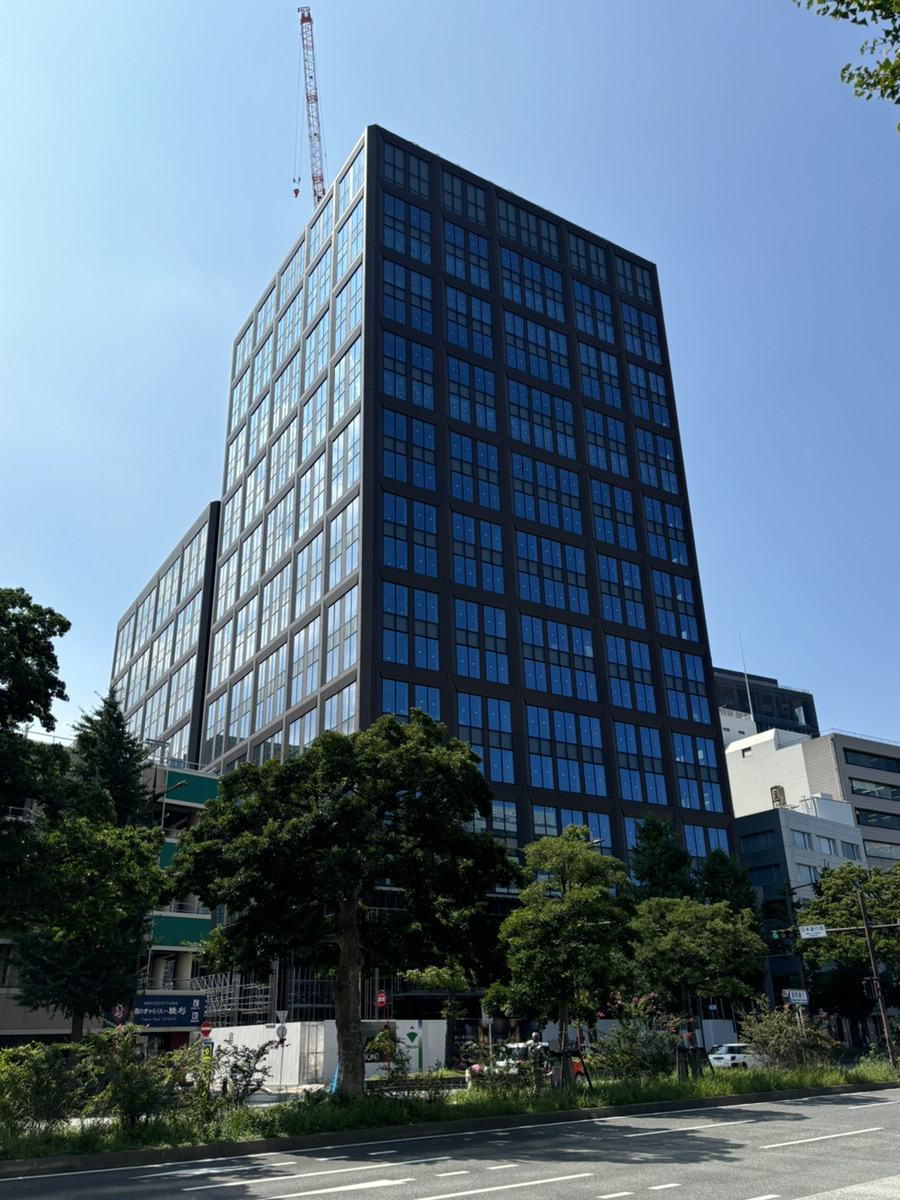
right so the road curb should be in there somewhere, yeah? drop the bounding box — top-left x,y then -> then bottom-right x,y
2,1080 -> 898,1179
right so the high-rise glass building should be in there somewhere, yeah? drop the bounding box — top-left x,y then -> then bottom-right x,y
112,126 -> 733,866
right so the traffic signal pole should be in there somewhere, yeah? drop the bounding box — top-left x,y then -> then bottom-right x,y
857,886 -> 896,1069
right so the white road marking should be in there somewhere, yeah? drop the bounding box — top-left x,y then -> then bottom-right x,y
486,1164 -> 517,1169
626,1118 -> 754,1137
184,1155 -> 451,1190
414,1174 -> 594,1200
436,1172 -> 471,1177
267,1181 -> 415,1198
762,1126 -> 883,1149
648,1187 -> 681,1192
598,1192 -> 634,1198
853,1099 -> 900,1108
367,1149 -> 398,1155
743,1194 -> 780,1199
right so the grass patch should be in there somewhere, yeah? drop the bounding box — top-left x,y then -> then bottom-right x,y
2,1060 -> 897,1164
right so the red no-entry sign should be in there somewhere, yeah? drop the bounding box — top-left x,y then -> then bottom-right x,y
199,1021 -> 212,1037
376,990 -> 387,1008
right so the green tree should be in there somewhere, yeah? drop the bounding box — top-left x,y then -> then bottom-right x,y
740,1001 -> 838,1068
491,826 -> 633,1084
12,810 -> 165,1041
630,813 -> 694,899
172,712 -> 515,1098
0,589 -> 71,927
694,848 -> 761,920
403,961 -> 470,1067
794,0 -> 900,130
631,896 -> 767,1017
0,588 -> 70,735
71,687 -> 151,826
799,862 -> 900,975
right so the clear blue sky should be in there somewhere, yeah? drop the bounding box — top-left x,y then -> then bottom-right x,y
1,1 -> 897,743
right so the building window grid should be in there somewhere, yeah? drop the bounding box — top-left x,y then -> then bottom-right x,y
661,648 -> 710,723
291,615 -> 321,705
276,292 -> 303,367
497,198 -> 559,259
507,381 -> 575,458
516,532 -> 589,615
209,620 -> 232,690
500,247 -> 564,321
520,615 -> 597,700
304,310 -> 330,389
444,221 -> 490,291
252,335 -> 273,401
294,531 -> 324,619
287,707 -> 318,758
568,233 -> 607,282
447,357 -> 496,430
234,325 -> 253,377
202,693 -> 227,765
652,570 -> 699,642
447,286 -> 493,359
297,454 -> 326,536
628,364 -> 670,428
227,672 -> 254,748
584,410 -> 629,476
255,643 -> 288,731
573,280 -> 614,342
645,498 -> 689,566
273,352 -> 301,432
597,555 -> 646,629
636,427 -> 679,493
259,563 -> 291,648
606,636 -> 656,713
337,149 -> 363,218
238,524 -> 263,598
382,193 -> 431,263
232,596 -> 258,673
328,496 -> 360,589
622,303 -> 662,365
527,704 -> 606,796
324,682 -> 357,734
333,337 -> 362,425
229,369 -> 251,435
672,733 -> 723,813
450,433 -> 500,510
590,479 -> 637,551
334,265 -> 362,349
265,489 -> 294,572
442,171 -> 487,225
382,332 -> 435,409
614,722 -> 667,806
335,200 -> 363,279
511,453 -> 583,534
454,601 -> 509,684
579,343 -> 621,408
147,622 -> 173,689
324,587 -> 359,681
456,693 -> 514,784
505,312 -> 570,388
615,255 -> 654,303
174,594 -> 201,661
279,242 -> 304,305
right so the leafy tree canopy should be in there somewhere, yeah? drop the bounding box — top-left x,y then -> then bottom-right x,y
794,0 -> 900,130
71,687 -> 151,826
630,896 -> 768,1016
630,812 -> 694,900
172,712 -> 516,1097
798,861 -> 900,974
492,826 -> 633,1081
0,588 -> 69,734
694,848 -> 761,921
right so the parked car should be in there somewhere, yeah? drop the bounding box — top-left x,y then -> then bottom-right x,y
707,1043 -> 766,1069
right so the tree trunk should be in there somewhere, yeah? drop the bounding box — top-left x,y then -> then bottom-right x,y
70,1012 -> 85,1042
559,995 -> 573,1086
333,893 -> 364,1097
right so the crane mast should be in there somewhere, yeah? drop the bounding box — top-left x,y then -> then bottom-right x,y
298,7 -> 326,206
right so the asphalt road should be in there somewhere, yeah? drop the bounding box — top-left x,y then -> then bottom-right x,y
4,1091 -> 900,1200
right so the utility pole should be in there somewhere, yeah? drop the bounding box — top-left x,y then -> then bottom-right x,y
857,884 -> 896,1068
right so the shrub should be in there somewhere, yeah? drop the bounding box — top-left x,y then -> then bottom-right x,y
0,1042 -> 75,1135
587,992 -> 682,1079
75,1023 -> 179,1129
739,1001 -> 839,1069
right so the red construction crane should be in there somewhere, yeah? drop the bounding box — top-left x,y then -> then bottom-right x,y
295,7 -> 327,205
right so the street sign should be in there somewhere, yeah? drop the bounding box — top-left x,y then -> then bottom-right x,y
376,989 -> 387,1007
798,924 -> 828,939
276,1010 -> 288,1022
786,988 -> 809,1005
124,994 -> 206,1030
199,1020 -> 213,1037
276,1024 -> 287,1039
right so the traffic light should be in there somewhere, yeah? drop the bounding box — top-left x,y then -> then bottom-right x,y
768,928 -> 791,951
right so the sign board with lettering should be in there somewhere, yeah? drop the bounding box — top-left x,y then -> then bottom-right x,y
129,994 -> 206,1030
798,924 -> 828,939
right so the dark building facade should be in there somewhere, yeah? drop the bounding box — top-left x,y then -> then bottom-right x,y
113,126 -> 733,867
713,667 -> 819,741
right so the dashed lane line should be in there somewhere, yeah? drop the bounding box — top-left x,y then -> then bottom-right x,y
762,1126 -> 883,1149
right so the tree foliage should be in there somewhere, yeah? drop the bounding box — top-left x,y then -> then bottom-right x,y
630,813 -> 694,899
0,588 -> 70,735
794,0 -> 900,129
740,1001 -> 838,1068
630,897 -> 767,1015
491,826 -> 633,1082
71,686 -> 151,826
172,712 -> 515,1097
694,848 -> 761,921
799,862 -> 900,975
